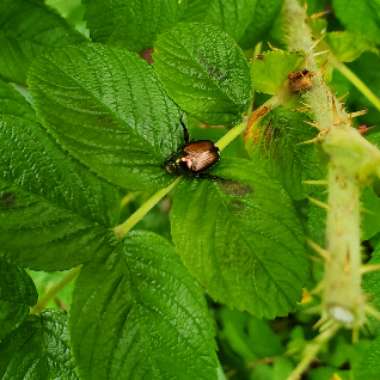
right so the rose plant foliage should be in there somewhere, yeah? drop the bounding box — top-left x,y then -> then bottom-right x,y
1,0 -> 380,379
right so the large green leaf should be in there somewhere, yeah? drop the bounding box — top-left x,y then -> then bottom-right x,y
84,0 -> 181,52
354,335 -> 380,380
29,44 -> 182,190
70,231 -> 218,380
333,0 -> 380,44
0,80 -> 119,270
0,0 -> 84,84
181,0 -> 258,42
154,23 -> 252,125
326,31 -> 375,63
247,107 -> 323,200
0,258 -> 37,340
0,311 -> 78,379
171,158 -> 308,318
349,53 -> 380,127
239,0 -> 283,49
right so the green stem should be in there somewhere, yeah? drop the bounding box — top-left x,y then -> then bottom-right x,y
331,57 -> 380,113
215,122 -> 246,151
114,177 -> 181,240
324,160 -> 363,326
31,267 -> 81,314
287,324 -> 339,380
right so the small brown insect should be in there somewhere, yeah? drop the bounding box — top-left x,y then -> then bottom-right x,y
288,69 -> 314,93
165,121 -> 220,177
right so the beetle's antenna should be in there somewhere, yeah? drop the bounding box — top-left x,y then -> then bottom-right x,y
180,116 -> 190,144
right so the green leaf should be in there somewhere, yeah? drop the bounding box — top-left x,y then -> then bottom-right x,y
154,22 -> 252,125
29,43 -> 182,191
309,367 -> 351,380
0,80 -> 120,270
239,0 -> 283,49
251,50 -> 304,95
362,245 -> 380,330
29,270 -> 75,310
0,0 -> 84,84
171,158 -> 308,318
84,0 -> 181,52
218,308 -> 283,362
354,335 -> 380,380
0,258 -> 37,340
326,31 -> 375,63
273,358 -> 293,380
350,53 -> 380,124
0,311 -> 78,379
247,107 -> 324,200
333,0 -> 380,45
70,231 -> 218,380
181,0 -> 258,42
362,187 -> 380,241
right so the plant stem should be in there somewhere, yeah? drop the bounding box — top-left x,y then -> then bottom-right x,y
331,57 -> 380,113
114,177 -> 181,240
287,323 -> 339,380
283,0 -> 378,327
283,0 -> 334,133
31,267 -> 81,314
324,162 -> 364,326
215,122 -> 246,151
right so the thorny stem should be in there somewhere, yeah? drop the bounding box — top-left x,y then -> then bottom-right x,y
114,95 -> 280,241
287,324 -> 340,380
330,57 -> 380,113
284,0 -> 380,377
31,267 -> 81,314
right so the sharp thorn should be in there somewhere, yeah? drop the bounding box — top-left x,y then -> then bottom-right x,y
352,326 -> 360,343
313,315 -> 328,330
310,35 -> 326,51
350,109 -> 368,118
310,10 -> 331,20
361,264 -> 380,275
307,239 -> 331,261
299,137 -> 320,145
338,93 -> 349,102
307,196 -> 329,210
303,179 -> 328,186
267,41 -> 280,51
313,50 -> 330,57
304,120 -> 320,129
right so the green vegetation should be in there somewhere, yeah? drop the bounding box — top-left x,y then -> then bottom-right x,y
2,0 -> 380,379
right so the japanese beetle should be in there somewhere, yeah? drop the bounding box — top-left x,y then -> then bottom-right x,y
288,69 -> 314,93
165,120 -> 220,177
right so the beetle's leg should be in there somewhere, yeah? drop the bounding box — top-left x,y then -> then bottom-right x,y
180,118 -> 190,144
